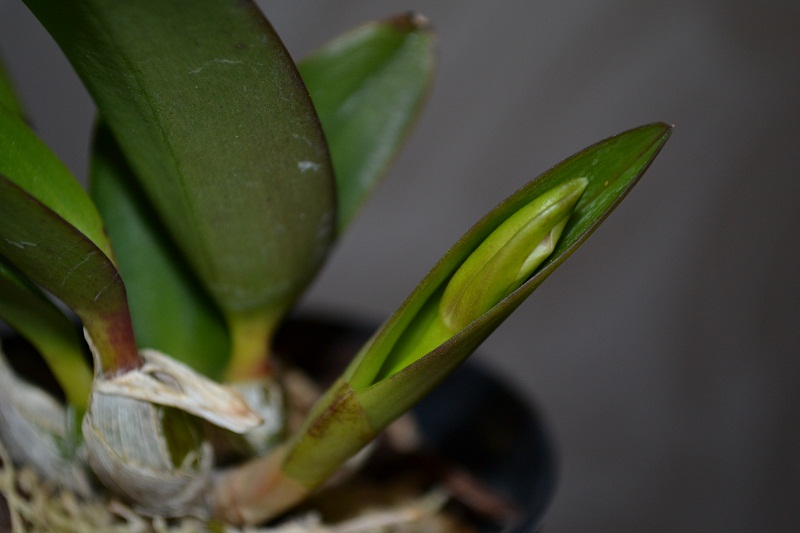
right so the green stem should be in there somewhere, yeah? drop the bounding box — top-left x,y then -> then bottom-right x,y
82,307 -> 141,376
223,308 -> 280,381
212,445 -> 309,525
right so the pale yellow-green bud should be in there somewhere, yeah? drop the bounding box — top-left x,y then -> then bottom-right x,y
375,178 -> 588,382
440,177 -> 588,332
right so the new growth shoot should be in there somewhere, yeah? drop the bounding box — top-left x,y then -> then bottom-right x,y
378,177 -> 588,380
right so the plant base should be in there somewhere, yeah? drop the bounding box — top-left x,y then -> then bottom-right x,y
0,438 -> 466,533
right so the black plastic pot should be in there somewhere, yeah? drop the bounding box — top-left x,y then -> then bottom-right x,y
275,314 -> 558,533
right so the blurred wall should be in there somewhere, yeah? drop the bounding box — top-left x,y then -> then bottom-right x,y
1,1 -> 799,531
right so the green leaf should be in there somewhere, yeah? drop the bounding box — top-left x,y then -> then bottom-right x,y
24,0 -> 337,375
0,106 -> 139,373
0,258 -> 92,410
298,12 -> 436,232
353,123 -> 673,428
90,123 -> 229,379
0,106 -> 111,259
0,64 -> 92,403
0,55 -> 25,118
277,123 -> 671,494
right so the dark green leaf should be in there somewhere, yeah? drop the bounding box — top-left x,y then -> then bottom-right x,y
90,123 -> 229,379
24,0 -> 336,367
0,106 -> 138,373
0,106 -> 110,258
299,12 -> 435,231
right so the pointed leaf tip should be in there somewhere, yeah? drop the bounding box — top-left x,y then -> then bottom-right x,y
299,12 -> 436,232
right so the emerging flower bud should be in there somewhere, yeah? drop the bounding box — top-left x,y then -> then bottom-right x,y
373,178 -> 588,382
440,177 -> 588,331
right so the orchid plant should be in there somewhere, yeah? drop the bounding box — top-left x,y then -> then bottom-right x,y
0,1 -> 670,530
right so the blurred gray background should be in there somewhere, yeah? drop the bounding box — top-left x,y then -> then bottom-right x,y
2,1 -> 799,531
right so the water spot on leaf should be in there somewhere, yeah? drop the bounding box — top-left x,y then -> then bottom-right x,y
297,161 -> 320,173
4,239 -> 36,249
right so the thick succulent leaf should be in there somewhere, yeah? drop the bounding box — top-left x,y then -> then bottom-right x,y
0,76 -> 92,396
0,106 -> 111,259
298,12 -> 435,231
0,176 -> 139,373
0,258 -> 92,409
350,123 -> 673,428
0,56 -> 25,118
24,1 -> 336,348
0,107 -> 138,372
90,123 -> 229,379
